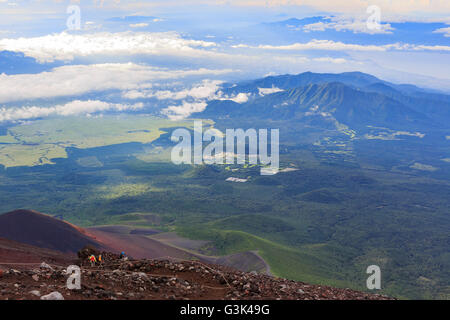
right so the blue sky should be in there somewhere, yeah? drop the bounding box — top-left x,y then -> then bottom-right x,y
0,0 -> 449,121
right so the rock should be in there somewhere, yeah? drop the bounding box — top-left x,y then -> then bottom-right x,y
132,272 -> 148,282
29,290 -> 41,297
40,262 -> 53,270
0,253 -> 394,301
83,290 -> 92,297
40,291 -> 64,300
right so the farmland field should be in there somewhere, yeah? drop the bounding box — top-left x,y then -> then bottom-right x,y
0,115 -> 199,168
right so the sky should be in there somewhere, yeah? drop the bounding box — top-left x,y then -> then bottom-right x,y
0,0 -> 449,121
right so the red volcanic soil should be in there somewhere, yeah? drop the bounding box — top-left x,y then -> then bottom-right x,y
0,237 -> 75,270
0,210 -> 102,253
87,228 -> 271,274
86,228 -> 197,261
0,255 -> 394,300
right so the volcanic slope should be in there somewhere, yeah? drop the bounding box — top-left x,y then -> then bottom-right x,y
0,249 -> 394,300
0,211 -> 270,275
0,237 -> 75,269
0,210 -> 102,253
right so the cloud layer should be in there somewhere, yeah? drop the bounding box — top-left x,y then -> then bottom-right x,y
0,31 -> 218,63
302,18 -> 394,35
226,0 -> 450,19
235,39 -> 450,52
0,100 -> 144,122
433,27 -> 450,37
0,63 -> 233,103
122,79 -> 223,101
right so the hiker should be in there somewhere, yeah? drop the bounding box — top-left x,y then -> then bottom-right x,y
98,254 -> 103,265
119,251 -> 129,261
89,254 -> 97,267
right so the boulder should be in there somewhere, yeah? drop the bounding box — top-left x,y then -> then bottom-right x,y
40,291 -> 64,300
40,262 -> 53,270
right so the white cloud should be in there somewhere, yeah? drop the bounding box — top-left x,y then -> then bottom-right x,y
303,18 -> 394,35
224,0 -> 450,20
162,101 -> 208,120
122,90 -> 148,100
305,105 -> 332,117
390,43 -> 450,52
0,100 -> 144,122
231,44 -> 250,49
301,22 -> 327,32
258,87 -> 284,96
0,31 -> 218,63
162,92 -> 253,120
227,92 -> 249,103
158,80 -> 250,119
74,0 -> 450,20
246,39 -> 450,52
130,23 -> 149,28
0,63 -> 233,103
157,80 -> 251,119
122,80 -> 223,100
433,27 -> 450,37
313,57 -> 347,64
257,40 -> 387,51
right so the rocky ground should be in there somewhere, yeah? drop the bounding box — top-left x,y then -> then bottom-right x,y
0,249 -> 393,300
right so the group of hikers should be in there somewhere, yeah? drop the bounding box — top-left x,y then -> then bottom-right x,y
88,252 -> 127,267
88,254 -> 102,267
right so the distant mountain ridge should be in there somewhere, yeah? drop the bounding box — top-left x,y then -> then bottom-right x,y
195,71 -> 450,130
221,71 -> 430,96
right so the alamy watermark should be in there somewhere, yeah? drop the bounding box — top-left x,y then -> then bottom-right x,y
171,121 -> 279,175
66,5 -> 81,31
66,265 -> 81,290
366,265 -> 381,290
366,5 -> 382,31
